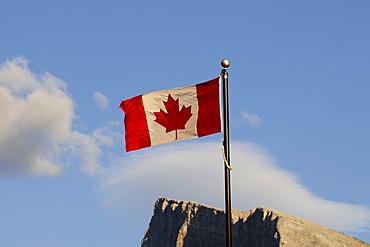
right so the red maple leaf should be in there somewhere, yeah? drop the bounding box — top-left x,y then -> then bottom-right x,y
154,94 -> 193,140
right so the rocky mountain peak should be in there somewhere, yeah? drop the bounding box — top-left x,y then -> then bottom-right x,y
141,198 -> 369,247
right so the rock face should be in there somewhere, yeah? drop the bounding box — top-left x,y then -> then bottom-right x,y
141,198 -> 370,247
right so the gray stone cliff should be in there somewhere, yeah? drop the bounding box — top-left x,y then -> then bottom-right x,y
141,198 -> 369,247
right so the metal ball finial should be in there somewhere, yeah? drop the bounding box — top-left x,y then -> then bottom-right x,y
221,59 -> 230,68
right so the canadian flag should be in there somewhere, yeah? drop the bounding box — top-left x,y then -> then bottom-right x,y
120,77 -> 221,152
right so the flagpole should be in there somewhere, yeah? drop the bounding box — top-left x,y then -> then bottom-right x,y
221,58 -> 232,247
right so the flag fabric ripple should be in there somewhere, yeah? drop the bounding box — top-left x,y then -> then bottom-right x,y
120,77 -> 221,152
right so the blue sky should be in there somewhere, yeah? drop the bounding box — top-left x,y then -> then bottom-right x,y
1,1 -> 370,246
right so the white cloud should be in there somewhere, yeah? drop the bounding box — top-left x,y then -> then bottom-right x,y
0,57 -> 113,176
98,140 -> 370,235
240,110 -> 261,126
93,91 -> 109,109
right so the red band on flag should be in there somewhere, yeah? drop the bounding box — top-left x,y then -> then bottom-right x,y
120,95 -> 151,152
196,78 -> 221,137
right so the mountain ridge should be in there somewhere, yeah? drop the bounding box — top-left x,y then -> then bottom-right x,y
141,197 -> 369,247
